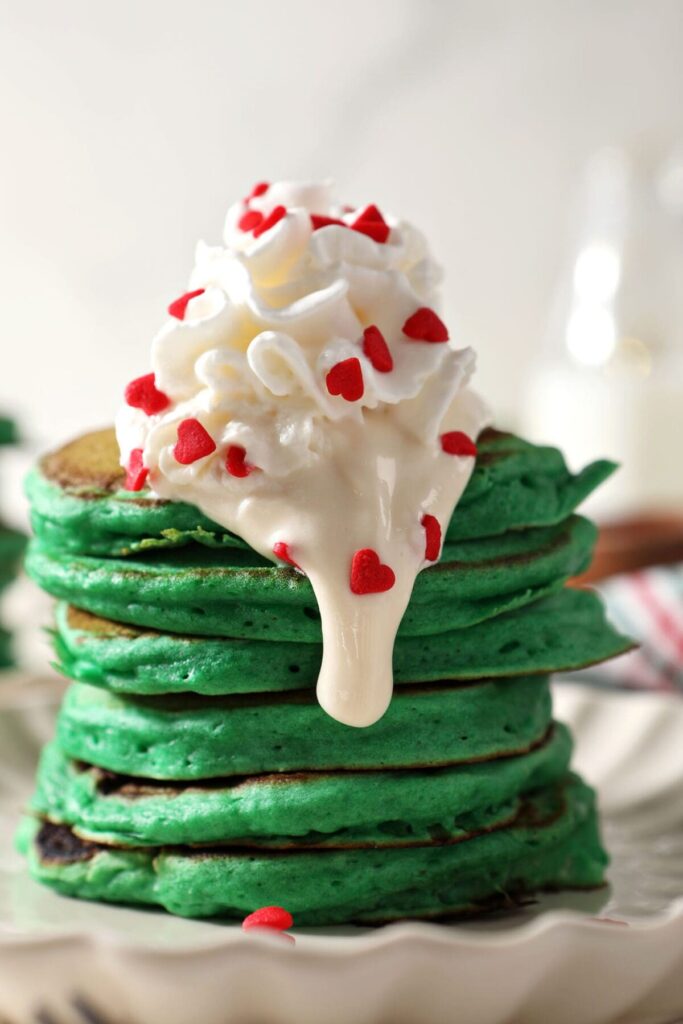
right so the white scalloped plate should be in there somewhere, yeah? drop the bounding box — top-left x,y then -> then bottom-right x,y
0,674 -> 681,1024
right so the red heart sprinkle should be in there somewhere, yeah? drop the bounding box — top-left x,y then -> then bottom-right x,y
440,431 -> 478,457
124,449 -> 148,492
354,204 -> 385,225
421,514 -> 442,561
272,542 -> 301,570
242,906 -> 293,932
326,357 -> 364,402
253,205 -> 287,239
350,548 -> 396,595
225,444 -> 256,478
249,181 -> 270,199
124,373 -> 170,416
351,204 -> 390,243
402,307 -> 449,343
167,288 -> 206,321
310,214 -> 347,230
173,419 -> 216,464
354,221 -> 390,243
362,325 -> 393,373
238,209 -> 264,232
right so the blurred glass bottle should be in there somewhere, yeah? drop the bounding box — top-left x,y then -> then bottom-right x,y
524,147 -> 683,517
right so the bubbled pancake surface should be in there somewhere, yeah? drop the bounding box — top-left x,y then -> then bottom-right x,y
55,676 -> 553,778
18,776 -> 606,923
32,723 -> 572,847
53,589 -> 632,695
26,515 -> 597,641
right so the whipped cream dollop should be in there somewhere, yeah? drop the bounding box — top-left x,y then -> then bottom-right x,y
116,180 -> 490,727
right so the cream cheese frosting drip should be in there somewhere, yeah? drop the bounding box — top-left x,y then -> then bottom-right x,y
116,180 -> 490,727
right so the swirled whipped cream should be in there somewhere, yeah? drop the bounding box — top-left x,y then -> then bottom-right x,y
116,180 -> 490,727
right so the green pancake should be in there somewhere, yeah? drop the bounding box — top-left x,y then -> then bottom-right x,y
453,430 -> 615,540
0,526 -> 25,669
55,676 -> 553,779
0,627 -> 12,669
26,428 -> 615,557
53,588 -> 632,696
31,723 -> 572,848
0,425 -> 24,669
26,514 -> 596,642
20,419 -> 617,925
18,775 -> 607,923
0,417 -> 18,446
0,525 -> 26,584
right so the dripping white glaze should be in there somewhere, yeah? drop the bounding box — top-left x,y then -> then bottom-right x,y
116,180 -> 490,727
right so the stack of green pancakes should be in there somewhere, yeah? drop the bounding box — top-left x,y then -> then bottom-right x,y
0,417 -> 26,669
17,426 -> 631,924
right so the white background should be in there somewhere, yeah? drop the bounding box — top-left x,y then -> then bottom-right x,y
1,0 -> 682,446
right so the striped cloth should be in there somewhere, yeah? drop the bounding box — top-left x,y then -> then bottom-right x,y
571,566 -> 683,694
